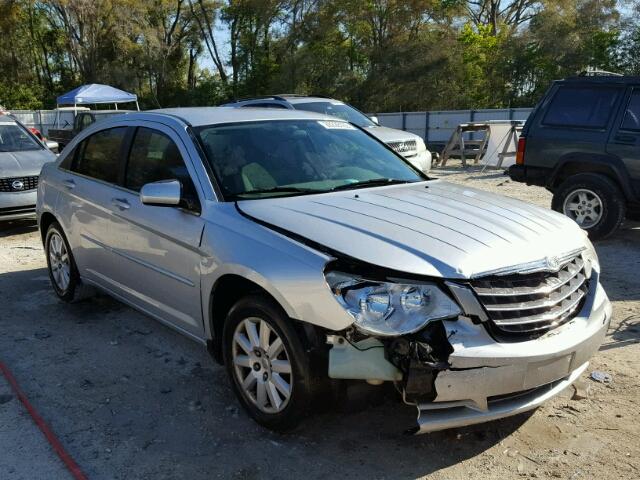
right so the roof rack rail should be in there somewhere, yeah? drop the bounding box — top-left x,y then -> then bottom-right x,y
579,68 -> 623,77
224,93 -> 332,104
274,93 -> 331,99
225,95 -> 289,104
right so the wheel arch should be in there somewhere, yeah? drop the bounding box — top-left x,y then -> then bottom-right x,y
550,154 -> 635,201
206,273 -> 323,365
38,211 -> 59,245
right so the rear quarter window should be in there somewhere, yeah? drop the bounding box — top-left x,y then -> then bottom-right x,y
542,86 -> 620,129
620,89 -> 640,131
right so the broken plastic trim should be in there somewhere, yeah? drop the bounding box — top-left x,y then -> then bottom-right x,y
408,362 -> 588,434
384,321 -> 454,404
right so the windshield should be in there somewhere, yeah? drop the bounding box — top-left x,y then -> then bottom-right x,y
196,120 -> 422,200
292,101 -> 376,128
0,123 -> 41,152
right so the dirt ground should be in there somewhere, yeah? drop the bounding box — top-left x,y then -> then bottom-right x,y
0,164 -> 638,479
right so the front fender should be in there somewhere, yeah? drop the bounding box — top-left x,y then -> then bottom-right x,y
199,204 -> 356,340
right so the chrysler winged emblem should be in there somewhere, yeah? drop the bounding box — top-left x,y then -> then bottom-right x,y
546,256 -> 560,271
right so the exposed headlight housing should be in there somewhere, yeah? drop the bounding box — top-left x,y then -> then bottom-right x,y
325,271 -> 461,337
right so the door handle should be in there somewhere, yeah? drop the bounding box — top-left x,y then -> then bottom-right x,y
614,134 -> 636,144
111,198 -> 130,211
62,179 -> 76,190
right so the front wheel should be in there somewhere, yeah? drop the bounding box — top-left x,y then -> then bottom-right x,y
222,295 -> 313,431
552,173 -> 625,240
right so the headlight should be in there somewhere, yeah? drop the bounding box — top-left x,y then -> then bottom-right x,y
325,271 -> 461,336
582,242 -> 599,279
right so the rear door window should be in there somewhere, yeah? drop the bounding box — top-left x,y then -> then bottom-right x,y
73,127 -> 127,183
542,86 -> 620,129
124,127 -> 195,194
620,89 -> 640,131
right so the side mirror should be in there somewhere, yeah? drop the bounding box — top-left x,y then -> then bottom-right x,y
46,140 -> 59,153
140,180 -> 181,207
370,116 -> 379,125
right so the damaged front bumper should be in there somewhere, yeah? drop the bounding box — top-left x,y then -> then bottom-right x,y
328,279 -> 612,434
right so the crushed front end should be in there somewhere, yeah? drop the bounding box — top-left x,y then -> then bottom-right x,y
325,248 -> 612,434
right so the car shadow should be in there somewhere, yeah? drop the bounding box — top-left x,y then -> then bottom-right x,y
593,222 -> 640,302
0,265 -> 537,479
0,218 -> 38,238
600,312 -> 640,352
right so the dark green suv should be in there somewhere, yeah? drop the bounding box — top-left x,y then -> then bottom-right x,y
509,75 -> 640,239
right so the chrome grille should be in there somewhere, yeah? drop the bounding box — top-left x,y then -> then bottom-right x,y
471,256 -> 589,335
0,176 -> 39,192
388,140 -> 417,155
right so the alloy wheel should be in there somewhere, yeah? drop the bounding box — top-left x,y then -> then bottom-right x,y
232,317 -> 293,413
48,232 -> 71,292
563,188 -> 603,229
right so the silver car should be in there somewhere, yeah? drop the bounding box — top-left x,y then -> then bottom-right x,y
1,115 -> 57,221
36,108 -> 611,433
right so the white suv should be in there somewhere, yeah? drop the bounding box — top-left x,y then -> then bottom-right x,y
223,95 -> 433,173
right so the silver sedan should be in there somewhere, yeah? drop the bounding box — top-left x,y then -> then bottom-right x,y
36,108 -> 611,433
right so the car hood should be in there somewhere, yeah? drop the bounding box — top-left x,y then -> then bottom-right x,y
366,125 -> 422,145
237,181 -> 587,279
0,150 -> 57,178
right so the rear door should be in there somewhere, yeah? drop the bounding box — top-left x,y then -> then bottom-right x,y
103,123 -> 205,337
525,84 -> 624,170
56,127 -> 130,285
607,86 -> 640,198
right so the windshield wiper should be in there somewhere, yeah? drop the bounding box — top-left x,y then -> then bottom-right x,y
329,178 -> 415,192
228,186 -> 322,199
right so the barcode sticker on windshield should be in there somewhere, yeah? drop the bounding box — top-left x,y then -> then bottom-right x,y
318,120 -> 355,130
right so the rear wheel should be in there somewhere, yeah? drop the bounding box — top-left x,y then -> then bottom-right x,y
45,222 -> 79,302
552,173 -> 625,240
222,295 -> 313,431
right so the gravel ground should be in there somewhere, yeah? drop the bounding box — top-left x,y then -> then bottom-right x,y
0,164 -> 638,479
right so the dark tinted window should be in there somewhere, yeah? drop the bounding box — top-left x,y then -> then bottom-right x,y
542,86 -> 619,129
125,127 -> 193,193
621,90 -> 640,131
73,127 -> 126,183
78,114 -> 94,130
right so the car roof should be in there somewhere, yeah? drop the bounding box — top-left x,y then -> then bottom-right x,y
560,75 -> 640,85
149,106 -> 342,126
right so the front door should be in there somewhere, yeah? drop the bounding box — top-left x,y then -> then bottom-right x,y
103,124 -> 205,338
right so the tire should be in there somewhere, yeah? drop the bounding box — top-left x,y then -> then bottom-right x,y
552,173 -> 626,240
222,295 -> 313,431
45,222 -> 80,302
